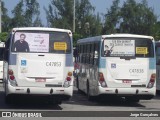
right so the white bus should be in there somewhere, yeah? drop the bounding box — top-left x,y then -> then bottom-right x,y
3,27 -> 74,104
155,41 -> 160,92
76,34 -> 156,102
0,42 -> 5,81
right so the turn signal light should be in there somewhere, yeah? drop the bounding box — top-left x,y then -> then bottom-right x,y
8,69 -> 14,75
68,72 -> 72,76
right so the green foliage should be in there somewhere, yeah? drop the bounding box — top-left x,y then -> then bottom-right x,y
73,33 -> 83,46
11,0 -> 25,27
119,0 -> 157,35
75,0 -> 97,37
152,21 -> 160,40
24,0 -> 42,27
45,0 -> 73,30
1,1 -> 11,32
103,0 -> 120,34
1,0 -> 160,40
45,0 -> 101,39
11,0 -> 42,28
0,32 -> 8,42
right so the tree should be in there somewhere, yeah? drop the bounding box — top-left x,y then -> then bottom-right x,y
45,0 -> 74,29
0,32 -> 8,42
152,21 -> 160,40
24,0 -> 42,27
75,0 -> 95,37
11,0 -> 42,27
11,0 -> 25,27
45,0 -> 97,45
90,13 -> 103,36
1,1 -> 11,32
119,0 -> 157,35
103,0 -> 120,34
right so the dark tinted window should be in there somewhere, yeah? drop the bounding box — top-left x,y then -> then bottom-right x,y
102,38 -> 154,58
12,31 -> 71,54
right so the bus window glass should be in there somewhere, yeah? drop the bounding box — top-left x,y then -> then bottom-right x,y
102,38 -> 154,58
12,31 -> 71,54
156,47 -> 160,56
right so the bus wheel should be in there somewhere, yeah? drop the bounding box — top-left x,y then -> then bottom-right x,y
125,97 -> 140,103
86,82 -> 94,101
76,76 -> 80,92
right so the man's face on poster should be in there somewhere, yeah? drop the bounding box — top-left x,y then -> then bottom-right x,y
20,34 -> 26,41
105,45 -> 109,51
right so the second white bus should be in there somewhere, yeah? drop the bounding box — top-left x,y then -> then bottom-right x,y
155,41 -> 160,92
3,27 -> 74,104
75,34 -> 156,102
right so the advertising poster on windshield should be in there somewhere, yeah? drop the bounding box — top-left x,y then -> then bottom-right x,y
104,40 -> 135,57
14,32 -> 49,52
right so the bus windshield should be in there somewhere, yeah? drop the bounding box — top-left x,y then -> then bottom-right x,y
102,38 -> 154,58
12,31 -> 71,54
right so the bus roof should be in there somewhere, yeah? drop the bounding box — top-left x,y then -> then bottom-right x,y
12,27 -> 72,33
77,34 -> 154,44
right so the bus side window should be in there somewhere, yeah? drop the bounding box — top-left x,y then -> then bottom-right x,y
94,42 -> 100,66
84,44 -> 87,63
80,45 -> 83,63
156,46 -> 160,65
77,45 -> 80,62
82,45 -> 86,63
90,43 -> 94,65
86,44 -> 91,64
89,44 -> 92,64
4,37 -> 10,62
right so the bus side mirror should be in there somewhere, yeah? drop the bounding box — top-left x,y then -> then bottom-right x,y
94,51 -> 98,58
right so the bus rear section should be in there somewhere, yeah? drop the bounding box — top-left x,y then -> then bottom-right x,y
99,35 -> 156,102
3,28 -> 74,104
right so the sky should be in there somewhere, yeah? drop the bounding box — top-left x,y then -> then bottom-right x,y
3,0 -> 160,26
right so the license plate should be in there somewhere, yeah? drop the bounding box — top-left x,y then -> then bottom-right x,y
35,78 -> 46,82
122,80 -> 132,83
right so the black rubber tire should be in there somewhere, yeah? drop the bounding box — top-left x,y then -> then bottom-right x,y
76,77 -> 81,93
86,82 -> 95,101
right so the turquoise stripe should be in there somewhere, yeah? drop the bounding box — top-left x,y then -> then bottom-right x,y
9,53 -> 17,65
149,58 -> 156,69
99,58 -> 106,68
65,55 -> 74,67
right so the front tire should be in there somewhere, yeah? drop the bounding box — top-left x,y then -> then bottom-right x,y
76,76 -> 83,94
86,82 -> 95,101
